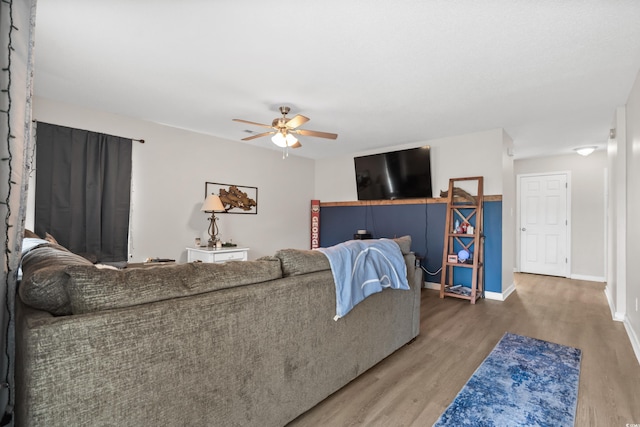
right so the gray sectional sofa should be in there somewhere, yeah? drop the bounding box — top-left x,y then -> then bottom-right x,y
16,237 -> 421,427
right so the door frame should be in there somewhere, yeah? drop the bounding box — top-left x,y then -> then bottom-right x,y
516,171 -> 572,278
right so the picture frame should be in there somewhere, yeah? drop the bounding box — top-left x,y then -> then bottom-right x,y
447,254 -> 458,263
205,182 -> 258,214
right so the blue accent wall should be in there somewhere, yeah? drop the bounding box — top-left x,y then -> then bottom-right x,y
483,201 -> 503,294
319,200 -> 503,293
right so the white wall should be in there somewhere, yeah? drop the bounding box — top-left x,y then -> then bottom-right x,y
501,130 -> 515,297
607,106 -> 627,321
624,69 -> 640,360
33,98 -> 316,262
314,128 -> 505,202
514,151 -> 607,281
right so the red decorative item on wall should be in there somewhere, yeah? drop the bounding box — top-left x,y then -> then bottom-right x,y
311,200 -> 320,249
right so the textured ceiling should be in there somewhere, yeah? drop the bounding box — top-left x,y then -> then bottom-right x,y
33,1 -> 640,159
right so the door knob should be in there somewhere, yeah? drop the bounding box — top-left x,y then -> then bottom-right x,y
521,227 -> 526,231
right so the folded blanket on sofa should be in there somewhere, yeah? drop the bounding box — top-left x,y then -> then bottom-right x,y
317,238 -> 409,320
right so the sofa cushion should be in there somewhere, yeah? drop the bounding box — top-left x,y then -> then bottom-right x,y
19,243 -> 94,315
275,249 -> 330,277
392,235 -> 412,255
64,257 -> 282,314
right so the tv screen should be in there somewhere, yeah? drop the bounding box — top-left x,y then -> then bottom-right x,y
354,146 -> 432,200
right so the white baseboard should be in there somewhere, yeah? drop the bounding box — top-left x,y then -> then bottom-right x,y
603,289 -> 639,365
423,281 -> 515,301
485,282 -> 516,301
424,281 -> 440,290
623,316 -> 640,366
603,287 -> 626,322
604,287 -> 616,318
570,274 -> 605,282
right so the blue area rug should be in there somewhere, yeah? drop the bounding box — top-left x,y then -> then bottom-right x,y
433,332 -> 581,427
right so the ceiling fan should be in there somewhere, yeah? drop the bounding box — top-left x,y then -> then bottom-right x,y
233,106 -> 338,151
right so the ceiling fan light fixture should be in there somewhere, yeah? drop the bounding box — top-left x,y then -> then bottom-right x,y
286,133 -> 298,146
271,132 -> 298,148
271,132 -> 286,147
574,146 -> 596,156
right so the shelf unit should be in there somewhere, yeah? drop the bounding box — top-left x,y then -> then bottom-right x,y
439,177 -> 484,304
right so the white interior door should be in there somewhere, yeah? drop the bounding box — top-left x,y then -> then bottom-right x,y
519,173 -> 569,277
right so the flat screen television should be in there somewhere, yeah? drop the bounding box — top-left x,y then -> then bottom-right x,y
354,145 -> 432,200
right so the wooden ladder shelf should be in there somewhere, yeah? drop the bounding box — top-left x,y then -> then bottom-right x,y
440,176 -> 484,304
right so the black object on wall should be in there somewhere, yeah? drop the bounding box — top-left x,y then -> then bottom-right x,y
35,122 -> 132,262
354,146 -> 433,200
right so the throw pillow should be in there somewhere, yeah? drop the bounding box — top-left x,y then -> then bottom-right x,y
19,243 -> 94,315
44,232 -> 59,244
275,249 -> 330,277
23,229 -> 39,238
392,235 -> 412,255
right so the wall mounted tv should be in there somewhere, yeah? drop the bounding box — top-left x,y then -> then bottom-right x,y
354,145 -> 433,200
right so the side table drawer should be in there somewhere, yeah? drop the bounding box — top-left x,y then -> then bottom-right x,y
186,247 -> 249,264
213,251 -> 247,262
188,251 -> 214,263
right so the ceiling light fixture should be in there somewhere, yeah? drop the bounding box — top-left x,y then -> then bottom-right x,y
574,146 -> 596,156
271,131 -> 298,148
271,131 -> 299,158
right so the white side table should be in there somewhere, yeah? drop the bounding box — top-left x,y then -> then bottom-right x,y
186,246 -> 249,263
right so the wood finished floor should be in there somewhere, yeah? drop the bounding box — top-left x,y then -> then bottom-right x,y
288,273 -> 640,427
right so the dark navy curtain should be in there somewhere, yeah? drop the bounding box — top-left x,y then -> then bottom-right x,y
35,122 -> 132,262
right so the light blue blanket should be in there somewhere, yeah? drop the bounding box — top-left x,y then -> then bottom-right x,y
317,238 -> 410,320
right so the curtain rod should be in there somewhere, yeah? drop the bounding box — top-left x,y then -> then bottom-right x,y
33,120 -> 145,143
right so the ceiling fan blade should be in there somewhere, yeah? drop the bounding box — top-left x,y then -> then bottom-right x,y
233,118 -> 274,129
290,141 -> 302,149
241,131 -> 275,141
285,114 -> 310,129
294,129 -> 338,140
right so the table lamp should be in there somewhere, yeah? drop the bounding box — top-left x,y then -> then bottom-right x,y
201,194 -> 225,247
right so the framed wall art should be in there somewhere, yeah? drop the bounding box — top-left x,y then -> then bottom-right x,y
205,182 -> 258,214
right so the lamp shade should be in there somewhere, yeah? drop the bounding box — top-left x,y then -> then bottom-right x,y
201,194 -> 225,212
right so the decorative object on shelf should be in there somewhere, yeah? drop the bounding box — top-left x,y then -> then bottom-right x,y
439,186 -> 477,204
205,182 -> 258,214
457,249 -> 470,263
201,194 -> 226,247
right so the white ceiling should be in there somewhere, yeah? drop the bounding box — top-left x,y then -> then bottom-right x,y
33,1 -> 640,159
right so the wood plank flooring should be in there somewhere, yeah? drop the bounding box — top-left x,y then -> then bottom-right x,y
288,273 -> 640,426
